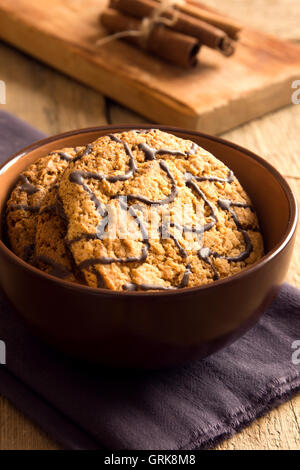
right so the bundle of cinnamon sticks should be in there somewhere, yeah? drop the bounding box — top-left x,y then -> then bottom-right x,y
99,0 -> 242,68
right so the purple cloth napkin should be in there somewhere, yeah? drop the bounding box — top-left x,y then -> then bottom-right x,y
0,110 -> 299,450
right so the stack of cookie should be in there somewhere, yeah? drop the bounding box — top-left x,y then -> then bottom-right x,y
6,130 -> 264,290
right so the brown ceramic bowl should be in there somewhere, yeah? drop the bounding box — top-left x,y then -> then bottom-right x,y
0,125 -> 297,368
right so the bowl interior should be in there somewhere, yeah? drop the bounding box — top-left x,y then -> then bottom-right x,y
0,126 -> 293,257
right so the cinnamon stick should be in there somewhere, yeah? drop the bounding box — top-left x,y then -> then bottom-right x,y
177,0 -> 242,39
110,0 -> 235,57
100,8 -> 201,68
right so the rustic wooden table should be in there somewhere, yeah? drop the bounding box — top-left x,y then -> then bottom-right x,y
0,0 -> 299,451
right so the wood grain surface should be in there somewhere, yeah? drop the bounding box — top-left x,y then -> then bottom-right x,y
0,0 -> 300,134
0,0 -> 299,451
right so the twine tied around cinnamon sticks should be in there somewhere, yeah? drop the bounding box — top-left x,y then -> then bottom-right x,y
97,0 -> 184,47
98,0 -> 242,68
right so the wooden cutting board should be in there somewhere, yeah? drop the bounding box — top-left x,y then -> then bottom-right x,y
0,0 -> 300,134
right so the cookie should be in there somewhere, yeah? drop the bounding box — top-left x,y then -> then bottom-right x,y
58,130 -> 264,290
6,148 -> 79,263
35,185 -> 78,282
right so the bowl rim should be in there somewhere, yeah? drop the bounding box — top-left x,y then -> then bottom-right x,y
0,124 -> 298,298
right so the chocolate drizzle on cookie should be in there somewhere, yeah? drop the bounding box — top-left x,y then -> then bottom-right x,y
168,233 -> 188,259
138,142 -> 187,161
23,244 -> 35,263
185,172 -> 218,233
193,170 -> 234,184
126,161 -> 178,205
198,247 -> 220,281
49,151 -> 74,162
56,151 -> 73,162
36,255 -> 73,279
72,144 -> 93,163
18,175 -> 40,195
197,199 -> 255,280
7,204 -> 40,213
69,171 -> 107,217
186,142 -> 199,157
217,199 -> 254,262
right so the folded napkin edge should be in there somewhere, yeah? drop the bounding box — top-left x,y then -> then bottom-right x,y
180,372 -> 300,450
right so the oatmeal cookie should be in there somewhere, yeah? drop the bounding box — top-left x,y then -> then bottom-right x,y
58,130 -> 264,290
